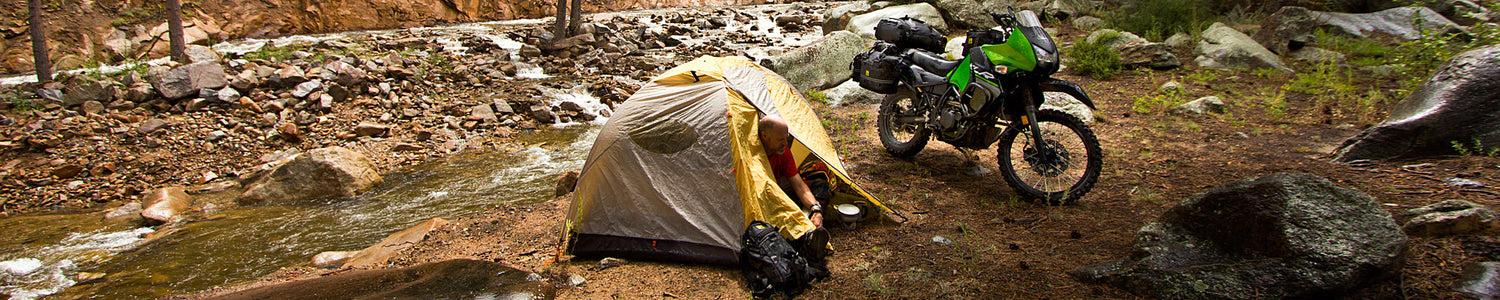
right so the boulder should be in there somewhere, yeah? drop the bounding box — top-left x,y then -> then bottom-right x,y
1332,45 -> 1500,163
238,147 -> 383,204
1087,30 -> 1179,70
846,3 -> 948,40
762,31 -> 868,92
209,259 -> 553,299
1402,200 -> 1499,237
1449,0 -> 1490,26
141,187 -> 192,224
104,202 -> 142,220
1195,23 -> 1293,73
342,218 -> 449,268
1457,262 -> 1500,299
1071,173 -> 1408,300
529,106 -> 556,124
822,80 -> 882,107
148,61 -> 228,99
1043,92 -> 1095,123
1172,96 -> 1227,115
185,45 -> 221,64
63,77 -> 114,107
319,60 -> 368,88
822,2 -> 873,34
1252,6 -> 1321,55
1317,6 -> 1465,40
929,0 -> 1015,29
1073,16 -> 1104,32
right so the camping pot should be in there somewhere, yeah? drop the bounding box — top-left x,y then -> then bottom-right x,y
835,204 -> 863,230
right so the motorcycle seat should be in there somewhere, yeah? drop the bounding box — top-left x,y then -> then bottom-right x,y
909,50 -> 961,75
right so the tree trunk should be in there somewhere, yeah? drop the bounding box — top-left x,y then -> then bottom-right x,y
553,0 -> 569,41
568,0 -> 583,35
27,0 -> 50,82
167,0 -> 187,63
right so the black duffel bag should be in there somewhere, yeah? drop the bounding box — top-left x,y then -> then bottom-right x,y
740,221 -> 828,299
851,42 -> 903,94
874,17 -> 946,54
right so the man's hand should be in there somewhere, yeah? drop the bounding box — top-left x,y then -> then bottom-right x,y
810,211 -> 823,227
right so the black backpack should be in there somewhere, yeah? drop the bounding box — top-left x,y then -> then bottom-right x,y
851,42 -> 903,94
874,17 -> 946,54
740,221 -> 829,299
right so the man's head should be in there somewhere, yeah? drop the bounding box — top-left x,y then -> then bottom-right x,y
758,116 -> 791,155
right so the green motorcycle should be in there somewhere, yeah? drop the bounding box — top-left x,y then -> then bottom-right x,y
869,10 -> 1102,204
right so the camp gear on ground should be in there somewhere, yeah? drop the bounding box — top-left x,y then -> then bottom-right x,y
739,221 -> 828,299
873,17 -> 946,54
858,10 -> 1104,205
561,56 -> 902,265
851,42 -> 903,94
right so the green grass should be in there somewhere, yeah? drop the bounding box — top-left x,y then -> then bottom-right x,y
807,91 -> 829,105
243,45 -> 299,62
1184,70 -> 1219,85
1104,0 -> 1219,41
1452,139 -> 1500,157
1129,91 -> 1186,115
1313,29 -> 1391,67
1067,32 -> 1122,80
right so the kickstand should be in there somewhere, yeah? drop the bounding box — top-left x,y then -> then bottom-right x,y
958,148 -> 992,177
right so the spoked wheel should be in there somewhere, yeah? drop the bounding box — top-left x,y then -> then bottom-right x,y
997,109 -> 1102,205
877,89 -> 931,158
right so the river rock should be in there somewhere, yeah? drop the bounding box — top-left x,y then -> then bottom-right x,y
273,65 -> 308,88
311,251 -> 360,268
104,202 -> 142,219
353,123 -> 391,137
929,0 -> 1015,29
141,186 -> 193,224
1332,45 -> 1500,163
343,218 -> 449,268
1195,23 -> 1293,73
320,60 -> 368,88
63,77 -> 114,107
846,3 -> 947,40
216,86 -> 240,102
149,61 -> 228,100
762,31 -> 867,92
555,170 -> 580,197
530,106 -> 556,124
185,45 -> 221,64
292,80 -> 323,98
1070,173 -> 1407,300
1172,96 -> 1227,115
238,146 -> 383,204
471,103 -> 498,123
211,259 -> 554,299
138,118 -> 169,134
1402,200 -> 1499,237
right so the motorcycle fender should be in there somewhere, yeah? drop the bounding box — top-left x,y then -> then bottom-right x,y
1037,78 -> 1095,110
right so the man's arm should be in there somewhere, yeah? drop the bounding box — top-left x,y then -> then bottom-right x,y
786,173 -> 823,227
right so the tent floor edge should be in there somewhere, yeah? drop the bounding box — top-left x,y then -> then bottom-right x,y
571,233 -> 740,266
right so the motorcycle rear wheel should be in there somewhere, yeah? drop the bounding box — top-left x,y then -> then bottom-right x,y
878,89 -> 931,158
997,109 -> 1102,205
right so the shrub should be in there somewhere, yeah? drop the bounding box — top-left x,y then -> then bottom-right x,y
1104,0 -> 1218,40
1066,32 -> 1122,80
1385,3 -> 1500,98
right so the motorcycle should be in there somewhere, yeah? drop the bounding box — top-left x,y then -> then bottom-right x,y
868,10 -> 1102,204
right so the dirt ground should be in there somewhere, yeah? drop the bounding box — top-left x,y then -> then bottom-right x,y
199,55 -> 1500,299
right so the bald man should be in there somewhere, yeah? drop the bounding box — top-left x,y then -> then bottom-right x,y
758,116 -> 829,261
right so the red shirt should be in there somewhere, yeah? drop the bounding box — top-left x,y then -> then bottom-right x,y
769,146 -> 797,179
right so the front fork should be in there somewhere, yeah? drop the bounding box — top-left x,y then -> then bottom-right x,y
1020,84 -> 1046,151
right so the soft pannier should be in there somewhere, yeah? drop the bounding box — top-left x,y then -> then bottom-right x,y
850,42 -> 903,94
874,17 -> 946,54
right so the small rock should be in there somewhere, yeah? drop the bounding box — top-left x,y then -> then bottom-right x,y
1173,96 -> 1228,115
568,274 -> 586,287
559,101 -> 584,112
216,86 -> 240,102
90,162 -> 116,177
1159,81 -> 1184,94
1445,177 -> 1486,188
932,236 -> 953,245
138,119 -> 169,134
392,143 -> 424,152
311,251 -> 360,268
76,272 -> 106,283
530,106 -> 557,123
1403,200 -> 1499,237
472,104 -> 498,123
293,80 -> 323,98
278,122 -> 301,142
52,165 -> 85,179
79,101 -> 105,116
599,257 -> 628,269
239,97 -> 262,113
354,123 -> 391,137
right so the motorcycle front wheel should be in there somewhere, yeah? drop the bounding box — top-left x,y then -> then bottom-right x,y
996,109 -> 1102,205
877,89 -> 931,158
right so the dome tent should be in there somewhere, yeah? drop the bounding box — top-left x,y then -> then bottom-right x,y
562,56 -> 896,265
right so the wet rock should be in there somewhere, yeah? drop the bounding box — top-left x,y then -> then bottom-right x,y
343,218 -> 448,268
103,202 -> 142,219
1457,262 -> 1500,299
519,45 -> 543,59
149,61 -> 228,99
1173,96 -> 1227,115
238,146 -> 382,204
1402,200 -> 1498,237
312,251 -> 359,268
847,3 -> 947,40
63,77 -> 114,107
530,106 -> 556,124
559,101 -> 584,112
353,123 -> 391,137
555,170 -> 580,197
217,259 -> 554,299
929,0 -> 1015,29
138,119 -> 169,134
51,165 -> 84,179
1195,23 -> 1293,73
1071,173 -> 1407,300
822,80 -> 881,107
141,186 -> 193,224
763,31 -> 867,92
1333,45 -> 1500,163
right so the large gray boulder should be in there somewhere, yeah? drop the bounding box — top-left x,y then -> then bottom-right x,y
1088,29 -> 1179,70
1252,6 -> 1322,55
1195,23 -> 1293,73
1332,45 -> 1500,163
846,3 -> 948,40
62,76 -> 116,107
1317,6 -> 1466,40
821,79 -> 882,107
238,147 -> 383,204
822,2 -> 874,34
1071,173 -> 1408,300
148,61 -> 228,100
762,31 -> 869,92
929,0 -> 1016,29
